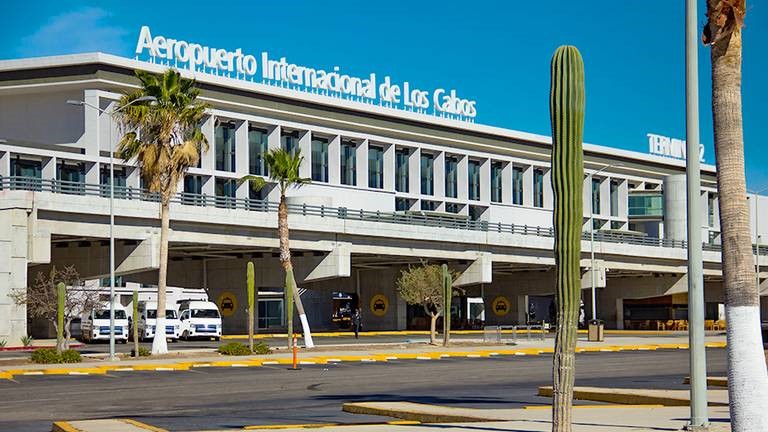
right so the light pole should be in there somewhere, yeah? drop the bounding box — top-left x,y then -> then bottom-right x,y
685,0 -> 708,427
67,96 -> 155,360
587,163 -> 622,322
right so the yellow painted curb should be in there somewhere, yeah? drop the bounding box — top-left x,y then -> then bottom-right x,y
121,418 -> 169,432
523,404 -> 664,410
537,386 -> 728,407
342,402 -> 490,423
52,421 -> 81,432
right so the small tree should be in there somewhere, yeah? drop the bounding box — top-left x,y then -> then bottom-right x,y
11,266 -> 101,352
396,264 -> 460,345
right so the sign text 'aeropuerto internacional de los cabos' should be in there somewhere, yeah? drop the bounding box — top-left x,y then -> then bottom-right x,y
134,26 -> 477,121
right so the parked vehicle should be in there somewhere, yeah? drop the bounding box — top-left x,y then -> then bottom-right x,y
81,302 -> 129,343
135,301 -> 181,342
177,300 -> 222,341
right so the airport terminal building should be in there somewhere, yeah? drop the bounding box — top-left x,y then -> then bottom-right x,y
1,41 -> 767,340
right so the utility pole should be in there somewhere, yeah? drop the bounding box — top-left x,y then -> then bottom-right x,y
684,0 -> 708,428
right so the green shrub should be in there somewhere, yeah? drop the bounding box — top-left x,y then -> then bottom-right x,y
252,341 -> 271,355
139,347 -> 151,357
218,342 -> 252,356
30,348 -> 60,364
0,339 -> 7,348
60,349 -> 82,363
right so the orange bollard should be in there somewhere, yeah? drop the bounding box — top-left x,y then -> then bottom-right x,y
292,334 -> 298,370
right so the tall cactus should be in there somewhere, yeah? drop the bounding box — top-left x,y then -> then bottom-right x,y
549,45 -> 585,432
247,261 -> 255,352
56,282 -> 65,353
132,289 -> 139,357
442,264 -> 453,347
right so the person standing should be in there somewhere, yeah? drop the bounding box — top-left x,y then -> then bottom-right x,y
353,308 -> 362,339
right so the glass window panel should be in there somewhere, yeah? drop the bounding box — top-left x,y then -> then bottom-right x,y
533,169 -> 544,208
249,127 -> 268,176
340,141 -> 357,186
215,123 -> 236,172
592,178 -> 601,214
512,166 -> 524,205
311,137 -> 329,182
420,153 -> 434,195
445,156 -> 458,198
281,131 -> 299,156
491,161 -> 503,203
610,180 -> 619,217
368,146 -> 384,189
395,149 -> 409,193
468,160 -> 480,201
215,178 -> 237,208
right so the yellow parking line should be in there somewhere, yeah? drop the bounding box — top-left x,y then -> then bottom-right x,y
51,421 -> 81,432
121,418 -> 169,431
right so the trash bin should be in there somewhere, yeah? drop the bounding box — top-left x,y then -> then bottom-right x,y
588,319 -> 604,342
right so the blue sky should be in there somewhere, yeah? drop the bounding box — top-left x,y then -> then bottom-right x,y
1,1 -> 766,188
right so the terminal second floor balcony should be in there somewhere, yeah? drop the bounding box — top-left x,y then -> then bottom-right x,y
2,175 -> 764,263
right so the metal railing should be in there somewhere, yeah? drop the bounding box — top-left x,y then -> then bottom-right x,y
3,176 -> 766,255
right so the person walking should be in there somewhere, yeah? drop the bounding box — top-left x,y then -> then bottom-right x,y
353,308 -> 362,339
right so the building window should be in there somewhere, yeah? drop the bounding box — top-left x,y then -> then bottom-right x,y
421,200 -> 439,211
395,148 -> 409,193
628,194 -> 664,217
395,197 -> 411,211
708,193 -> 716,227
10,157 -> 42,190
281,130 -> 299,156
591,178 -> 601,215
468,205 -> 485,221
57,161 -> 85,195
610,180 -> 619,217
215,122 -> 236,172
420,153 -> 434,195
368,146 -> 384,189
512,166 -> 523,205
533,169 -> 544,208
100,165 -> 127,198
215,178 -> 237,208
446,202 -> 463,214
340,140 -> 357,186
445,156 -> 458,198
249,126 -> 268,176
468,160 -> 481,201
311,136 -> 329,183
491,161 -> 503,203
258,298 -> 284,329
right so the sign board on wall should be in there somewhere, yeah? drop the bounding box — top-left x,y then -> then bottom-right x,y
134,26 -> 478,122
647,133 -> 705,163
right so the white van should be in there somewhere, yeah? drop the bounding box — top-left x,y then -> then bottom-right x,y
136,301 -> 181,341
81,302 -> 129,343
178,300 -> 222,340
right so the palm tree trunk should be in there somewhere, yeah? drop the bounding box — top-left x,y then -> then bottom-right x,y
709,9 -> 768,429
151,199 -> 170,355
429,313 -> 437,345
277,193 -> 314,348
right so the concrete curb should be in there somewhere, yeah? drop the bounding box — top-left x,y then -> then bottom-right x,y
1,342 -> 727,381
683,376 -> 728,387
52,421 -> 81,432
537,386 -> 729,407
342,402 -> 500,423
221,329 -> 712,339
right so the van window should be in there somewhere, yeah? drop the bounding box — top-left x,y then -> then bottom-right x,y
191,309 -> 220,319
146,310 -> 178,319
94,310 -> 127,320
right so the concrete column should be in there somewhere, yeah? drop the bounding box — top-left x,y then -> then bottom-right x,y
434,151 -> 445,198
409,147 -> 421,194
517,295 -> 528,325
0,151 -> 9,177
663,174 -> 688,241
523,166 -> 533,207
201,175 -> 214,196
0,208 -> 31,343
298,130 -> 312,179
616,298 -> 624,330
383,143 -> 395,191
42,156 -> 56,181
235,120 -> 249,175
618,179 -> 629,219
85,162 -> 99,185
599,177 -> 610,216
356,139 -> 369,188
543,168 -> 553,209
457,155 -> 468,201
81,90 -> 100,157
501,162 -> 512,204
583,175 -> 592,218
479,158 -> 490,202
267,125 -> 281,152
200,116 -> 215,171
329,135 -> 341,184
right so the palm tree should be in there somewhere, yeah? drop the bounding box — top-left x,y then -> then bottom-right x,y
703,2 -> 768,430
115,69 -> 208,355
241,148 -> 315,349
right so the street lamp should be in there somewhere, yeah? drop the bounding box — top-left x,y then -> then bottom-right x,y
587,162 -> 623,322
748,186 -> 768,290
67,95 -> 156,360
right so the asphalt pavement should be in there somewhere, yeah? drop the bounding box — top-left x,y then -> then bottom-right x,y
0,347 -> 727,432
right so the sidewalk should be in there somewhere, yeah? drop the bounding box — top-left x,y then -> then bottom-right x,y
2,334 -> 726,380
53,405 -> 732,432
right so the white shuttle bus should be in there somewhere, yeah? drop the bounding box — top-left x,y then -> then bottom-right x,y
177,300 -> 222,341
135,301 -> 182,342
81,302 -> 130,343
